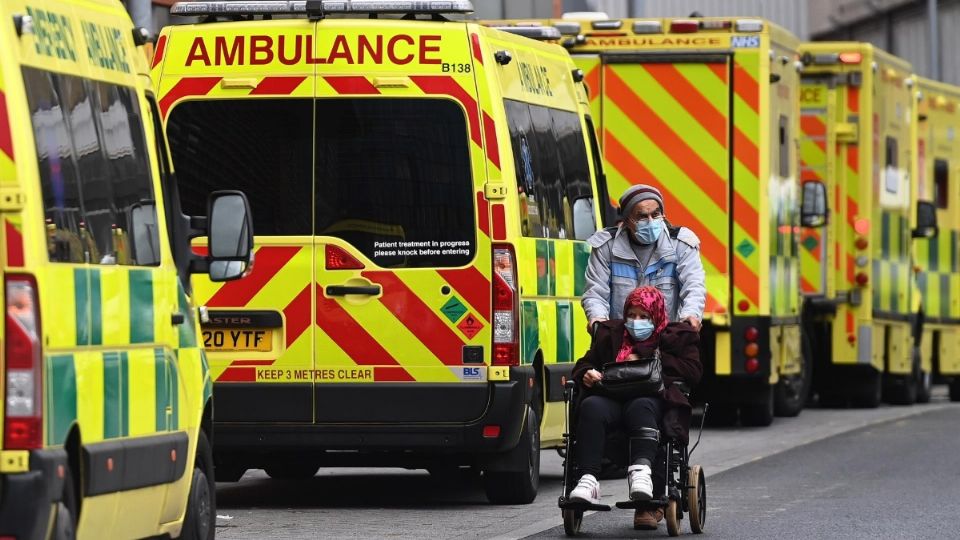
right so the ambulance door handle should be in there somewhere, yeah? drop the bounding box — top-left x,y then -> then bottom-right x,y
326,285 -> 381,296
171,312 -> 185,325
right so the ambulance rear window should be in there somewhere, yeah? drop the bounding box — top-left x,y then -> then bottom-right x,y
167,99 -> 314,235
314,98 -> 475,268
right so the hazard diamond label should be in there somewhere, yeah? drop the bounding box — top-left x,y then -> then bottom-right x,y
457,313 -> 483,340
440,297 -> 468,323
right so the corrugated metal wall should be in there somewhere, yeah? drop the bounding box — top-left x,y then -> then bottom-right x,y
939,2 -> 960,85
631,0 -> 809,38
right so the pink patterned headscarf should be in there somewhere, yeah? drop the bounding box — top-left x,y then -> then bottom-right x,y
616,286 -> 669,361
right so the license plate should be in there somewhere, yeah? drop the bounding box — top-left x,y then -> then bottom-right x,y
202,329 -> 273,352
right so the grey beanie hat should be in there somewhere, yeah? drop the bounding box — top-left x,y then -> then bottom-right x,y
619,184 -> 665,216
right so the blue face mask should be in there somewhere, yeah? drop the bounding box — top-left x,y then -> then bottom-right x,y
625,318 -> 655,341
634,217 -> 664,245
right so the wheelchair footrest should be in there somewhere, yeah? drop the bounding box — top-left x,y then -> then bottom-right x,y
614,496 -> 670,510
558,498 -> 612,512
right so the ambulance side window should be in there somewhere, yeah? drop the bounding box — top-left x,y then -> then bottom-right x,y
504,99 -> 594,239
22,67 -> 160,266
934,159 -> 949,209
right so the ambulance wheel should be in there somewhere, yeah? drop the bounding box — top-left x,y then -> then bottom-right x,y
483,406 -> 540,504
915,348 -> 933,404
740,387 -> 774,427
562,508 -> 583,536
687,465 -> 706,534
665,499 -> 680,537
52,463 -> 78,540
703,404 -> 738,427
265,462 -> 319,480
775,335 -> 812,417
851,370 -> 882,408
950,379 -> 960,402
181,431 -> 215,540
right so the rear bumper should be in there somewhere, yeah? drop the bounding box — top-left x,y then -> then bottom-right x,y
213,367 -> 533,465
0,449 -> 67,539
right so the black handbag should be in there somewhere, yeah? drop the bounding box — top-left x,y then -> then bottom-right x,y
597,350 -> 664,399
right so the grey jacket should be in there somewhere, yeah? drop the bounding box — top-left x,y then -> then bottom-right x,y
582,224 -> 706,322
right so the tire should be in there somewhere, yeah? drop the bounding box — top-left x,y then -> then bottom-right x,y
264,462 -> 319,480
915,347 -> 933,404
774,336 -> 812,417
883,374 -> 917,405
687,465 -> 706,534
180,431 -> 216,540
950,379 -> 960,402
703,404 -> 738,427
851,370 -> 882,408
562,508 -> 582,536
665,499 -> 680,537
483,406 -> 540,504
817,392 -> 847,408
740,386 -> 774,427
52,463 -> 78,540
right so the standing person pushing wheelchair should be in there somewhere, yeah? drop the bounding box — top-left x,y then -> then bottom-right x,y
568,286 -> 702,530
582,184 -> 706,330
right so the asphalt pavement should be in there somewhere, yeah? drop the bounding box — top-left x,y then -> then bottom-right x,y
213,388 -> 960,539
530,403 -> 960,539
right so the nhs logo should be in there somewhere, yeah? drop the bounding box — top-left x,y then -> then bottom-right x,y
732,35 -> 760,48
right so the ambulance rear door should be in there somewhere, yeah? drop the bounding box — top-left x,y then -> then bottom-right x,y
311,21 -> 494,424
160,20 -> 319,423
599,52 -> 733,316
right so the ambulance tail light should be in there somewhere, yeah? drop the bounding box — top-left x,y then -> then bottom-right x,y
492,244 -> 519,367
325,245 -> 365,270
670,20 -> 699,33
4,275 -> 43,450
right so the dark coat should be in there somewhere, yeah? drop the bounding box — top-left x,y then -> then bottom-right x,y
571,320 -> 702,443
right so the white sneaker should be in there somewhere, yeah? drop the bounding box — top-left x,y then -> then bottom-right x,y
628,464 -> 653,501
568,474 -> 601,504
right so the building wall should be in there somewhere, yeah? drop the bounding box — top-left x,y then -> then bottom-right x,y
632,0 -> 809,38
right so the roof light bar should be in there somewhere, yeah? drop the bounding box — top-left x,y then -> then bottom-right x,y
591,20 -> 623,30
554,21 -> 582,35
670,20 -> 699,33
632,21 -> 662,34
170,0 -> 474,16
735,19 -> 763,32
490,26 -> 562,40
839,51 -> 862,64
699,20 -> 731,30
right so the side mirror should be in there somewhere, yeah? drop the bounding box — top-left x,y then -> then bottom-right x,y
913,200 -> 938,238
128,200 -> 161,266
207,191 -> 253,281
800,181 -> 828,227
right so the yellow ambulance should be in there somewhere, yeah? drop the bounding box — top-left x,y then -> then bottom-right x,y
488,15 -> 812,426
0,0 -> 253,538
914,76 -> 960,402
798,43 -> 936,406
151,1 -> 608,503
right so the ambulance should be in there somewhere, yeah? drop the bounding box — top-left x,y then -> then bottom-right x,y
0,0 -> 253,538
488,15 -> 813,426
913,77 -> 960,402
798,43 -> 936,407
151,1 -> 609,503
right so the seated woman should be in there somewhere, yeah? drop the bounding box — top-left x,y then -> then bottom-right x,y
568,286 -> 702,529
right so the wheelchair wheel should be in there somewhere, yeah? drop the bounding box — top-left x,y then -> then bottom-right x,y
665,499 -> 680,536
562,508 -> 582,536
687,464 -> 706,534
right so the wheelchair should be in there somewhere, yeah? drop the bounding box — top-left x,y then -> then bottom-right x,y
557,379 -> 708,537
